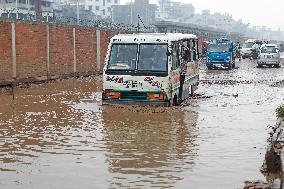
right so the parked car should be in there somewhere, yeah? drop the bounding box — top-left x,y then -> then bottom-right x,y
257,44 -> 280,68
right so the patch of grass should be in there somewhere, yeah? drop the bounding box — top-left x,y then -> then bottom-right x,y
276,105 -> 284,118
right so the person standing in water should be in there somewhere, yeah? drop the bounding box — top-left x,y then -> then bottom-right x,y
178,41 -> 190,104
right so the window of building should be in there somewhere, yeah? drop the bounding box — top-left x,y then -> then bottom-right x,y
96,6 -> 100,10
102,9 -> 105,15
88,5 -> 92,11
107,7 -> 111,12
96,0 -> 99,2
107,0 -> 110,2
11,0 -> 15,3
103,0 -> 105,6
114,0 -> 118,3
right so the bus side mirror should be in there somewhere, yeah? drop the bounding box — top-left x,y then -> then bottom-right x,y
166,51 -> 172,56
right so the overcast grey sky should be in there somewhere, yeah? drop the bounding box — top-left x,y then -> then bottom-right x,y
121,0 -> 284,30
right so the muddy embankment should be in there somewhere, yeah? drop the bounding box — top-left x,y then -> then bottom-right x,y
242,106 -> 284,189
254,107 -> 284,189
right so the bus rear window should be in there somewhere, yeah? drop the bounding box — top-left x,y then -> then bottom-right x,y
138,44 -> 168,72
108,44 -> 138,70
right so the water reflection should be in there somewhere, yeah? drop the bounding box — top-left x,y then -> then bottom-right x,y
102,106 -> 199,188
0,78 -> 103,172
0,77 -> 199,188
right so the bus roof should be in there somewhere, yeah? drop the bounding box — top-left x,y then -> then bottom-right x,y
110,33 -> 198,44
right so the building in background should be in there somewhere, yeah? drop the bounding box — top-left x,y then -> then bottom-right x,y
156,0 -> 195,23
112,0 -> 157,25
186,10 -> 234,32
84,0 -> 120,19
111,4 -> 131,23
0,0 -> 54,18
53,0 -> 120,20
156,0 -> 171,21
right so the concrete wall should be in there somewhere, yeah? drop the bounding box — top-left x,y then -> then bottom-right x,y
0,20 -> 116,85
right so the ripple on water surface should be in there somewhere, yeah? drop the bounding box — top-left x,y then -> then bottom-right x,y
0,77 -> 200,189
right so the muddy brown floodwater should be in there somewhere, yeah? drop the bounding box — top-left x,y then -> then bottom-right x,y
1,59 -> 284,189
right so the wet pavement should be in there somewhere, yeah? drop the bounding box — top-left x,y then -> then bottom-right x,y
1,59 -> 284,189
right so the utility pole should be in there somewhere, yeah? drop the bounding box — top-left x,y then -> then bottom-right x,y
35,0 -> 42,19
130,0 -> 133,25
76,0 -> 79,24
15,0 -> 18,19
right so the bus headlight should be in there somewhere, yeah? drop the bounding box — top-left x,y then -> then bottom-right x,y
104,91 -> 120,99
148,92 -> 165,101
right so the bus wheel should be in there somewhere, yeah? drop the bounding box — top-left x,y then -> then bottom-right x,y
232,62 -> 236,69
173,95 -> 178,106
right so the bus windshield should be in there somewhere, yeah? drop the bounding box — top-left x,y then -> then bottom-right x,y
108,44 -> 137,70
138,44 -> 168,72
207,43 -> 230,52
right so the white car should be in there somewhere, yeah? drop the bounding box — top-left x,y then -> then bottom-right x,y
257,44 -> 280,68
240,42 -> 254,58
241,39 -> 260,59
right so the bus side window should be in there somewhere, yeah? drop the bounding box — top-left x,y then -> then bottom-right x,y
186,40 -> 192,62
196,40 -> 199,60
192,39 -> 197,61
180,40 -> 191,63
172,42 -> 180,70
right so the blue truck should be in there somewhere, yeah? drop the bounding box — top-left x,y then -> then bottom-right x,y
206,38 -> 236,70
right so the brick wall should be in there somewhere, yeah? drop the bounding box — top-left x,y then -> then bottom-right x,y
0,21 -> 118,84
49,25 -> 74,76
0,22 -> 12,81
75,28 -> 97,73
16,23 -> 47,79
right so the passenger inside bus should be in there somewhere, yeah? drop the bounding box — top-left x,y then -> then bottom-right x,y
138,44 -> 167,72
108,44 -> 137,70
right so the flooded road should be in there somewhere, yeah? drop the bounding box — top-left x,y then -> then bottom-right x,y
1,59 -> 284,189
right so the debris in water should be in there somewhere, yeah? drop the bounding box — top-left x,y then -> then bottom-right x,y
180,94 -> 212,107
242,180 -> 271,189
271,80 -> 284,87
